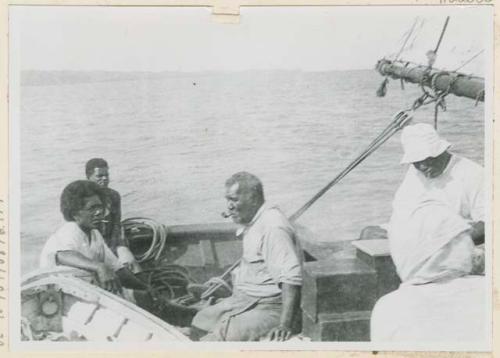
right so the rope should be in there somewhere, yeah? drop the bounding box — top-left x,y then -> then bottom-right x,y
122,217 -> 199,300
122,217 -> 168,263
423,16 -> 450,92
199,256 -> 241,300
120,217 -> 195,303
376,78 -> 389,97
200,277 -> 233,300
288,110 -> 413,222
428,71 -> 460,129
376,17 -> 419,97
378,17 -> 451,99
475,89 -> 485,106
395,17 -> 420,62
135,263 -> 197,300
434,16 -> 450,54
453,49 -> 485,72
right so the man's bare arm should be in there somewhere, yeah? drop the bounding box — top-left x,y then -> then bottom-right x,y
115,267 -> 147,290
268,283 -> 301,341
56,250 -> 121,293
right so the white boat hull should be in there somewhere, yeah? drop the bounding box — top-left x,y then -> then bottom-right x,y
21,268 -> 190,342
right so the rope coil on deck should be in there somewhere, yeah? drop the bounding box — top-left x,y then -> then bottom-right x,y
122,217 -> 196,301
136,263 -> 196,300
122,217 -> 168,263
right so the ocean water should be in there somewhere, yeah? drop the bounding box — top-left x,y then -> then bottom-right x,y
19,70 -> 485,275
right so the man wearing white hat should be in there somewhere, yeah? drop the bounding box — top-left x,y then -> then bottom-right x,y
366,123 -> 486,344
361,122 -> 484,246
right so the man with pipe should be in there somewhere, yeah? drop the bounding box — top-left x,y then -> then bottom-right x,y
190,172 -> 302,341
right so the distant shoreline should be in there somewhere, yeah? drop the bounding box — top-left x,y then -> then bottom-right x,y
20,69 -> 373,87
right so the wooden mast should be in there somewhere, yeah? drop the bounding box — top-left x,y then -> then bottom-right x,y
375,59 -> 484,102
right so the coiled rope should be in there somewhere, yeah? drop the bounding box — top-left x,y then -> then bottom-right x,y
122,217 -> 196,300
199,259 -> 240,300
122,217 -> 168,263
135,263 -> 196,300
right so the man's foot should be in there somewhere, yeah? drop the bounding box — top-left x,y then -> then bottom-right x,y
189,326 -> 208,341
177,326 -> 192,337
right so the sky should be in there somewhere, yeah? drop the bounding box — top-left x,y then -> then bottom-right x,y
9,5 -> 492,73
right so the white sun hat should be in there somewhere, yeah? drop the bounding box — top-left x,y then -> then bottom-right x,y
400,123 -> 451,164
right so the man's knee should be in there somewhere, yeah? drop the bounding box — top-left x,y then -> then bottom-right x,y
223,320 -> 252,341
224,309 -> 281,341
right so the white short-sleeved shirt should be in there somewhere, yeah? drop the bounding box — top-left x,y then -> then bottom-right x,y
389,154 -> 484,284
393,154 -> 484,222
233,203 -> 303,298
40,221 -> 123,271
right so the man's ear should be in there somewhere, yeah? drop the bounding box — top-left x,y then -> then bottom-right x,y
250,194 -> 260,207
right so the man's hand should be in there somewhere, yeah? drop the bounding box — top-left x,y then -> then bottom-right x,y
96,264 -> 122,294
268,325 -> 292,342
56,250 -> 123,294
128,261 -> 142,273
271,283 -> 300,342
471,244 -> 485,275
359,225 -> 388,240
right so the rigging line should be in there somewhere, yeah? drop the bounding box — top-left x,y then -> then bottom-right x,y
362,111 -> 407,151
434,16 -> 450,54
200,258 -> 242,299
288,124 -> 399,222
453,49 -> 485,72
406,18 -> 426,51
288,111 -> 412,222
377,18 -> 420,97
289,93 -> 441,224
393,17 -> 420,62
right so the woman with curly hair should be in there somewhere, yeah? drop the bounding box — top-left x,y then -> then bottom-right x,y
39,180 -> 197,326
40,180 -> 145,294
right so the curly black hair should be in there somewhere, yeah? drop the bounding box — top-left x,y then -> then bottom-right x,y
60,180 -> 105,221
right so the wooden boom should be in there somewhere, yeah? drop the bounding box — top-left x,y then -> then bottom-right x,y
376,59 -> 484,102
